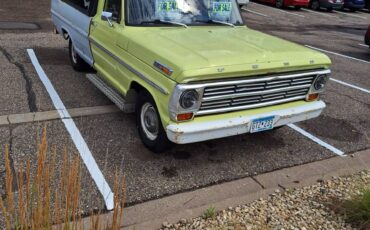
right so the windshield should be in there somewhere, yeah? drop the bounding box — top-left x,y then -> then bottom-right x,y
125,0 -> 244,26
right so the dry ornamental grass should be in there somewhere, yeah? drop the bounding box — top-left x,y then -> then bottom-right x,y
0,128 -> 126,230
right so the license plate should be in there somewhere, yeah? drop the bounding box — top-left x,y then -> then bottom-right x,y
250,116 -> 275,133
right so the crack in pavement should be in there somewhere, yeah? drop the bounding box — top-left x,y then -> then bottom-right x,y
0,46 -> 37,112
251,176 -> 265,189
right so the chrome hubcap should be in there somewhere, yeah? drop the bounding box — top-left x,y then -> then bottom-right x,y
140,103 -> 159,141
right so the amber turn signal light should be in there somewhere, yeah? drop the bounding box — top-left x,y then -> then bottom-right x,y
307,93 -> 319,101
177,113 -> 193,121
161,66 -> 172,76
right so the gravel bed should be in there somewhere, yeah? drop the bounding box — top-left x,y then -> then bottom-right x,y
162,170 -> 370,230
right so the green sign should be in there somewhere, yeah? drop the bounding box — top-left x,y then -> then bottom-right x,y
157,0 -> 178,12
213,2 -> 232,12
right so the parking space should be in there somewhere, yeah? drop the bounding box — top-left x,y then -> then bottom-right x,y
0,0 -> 369,217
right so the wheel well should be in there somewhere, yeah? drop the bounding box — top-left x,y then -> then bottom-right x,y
61,28 -> 69,40
126,81 -> 148,106
130,81 -> 146,94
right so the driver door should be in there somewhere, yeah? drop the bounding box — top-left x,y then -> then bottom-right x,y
90,0 -> 122,88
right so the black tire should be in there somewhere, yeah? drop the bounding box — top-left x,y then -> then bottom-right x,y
276,0 -> 284,8
69,40 -> 89,72
273,125 -> 285,131
294,6 -> 301,10
349,7 -> 357,12
310,0 -> 320,10
326,7 -> 333,12
136,90 -> 173,153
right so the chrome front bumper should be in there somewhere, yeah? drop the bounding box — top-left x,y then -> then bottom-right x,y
166,100 -> 326,144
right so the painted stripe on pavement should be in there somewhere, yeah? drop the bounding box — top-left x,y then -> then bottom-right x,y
288,124 -> 345,156
274,9 -> 305,18
247,2 -> 304,17
330,78 -> 370,94
27,49 -> 114,210
241,8 -> 269,17
305,45 -> 370,64
305,45 -> 370,94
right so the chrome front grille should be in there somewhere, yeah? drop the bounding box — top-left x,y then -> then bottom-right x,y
196,70 -> 326,116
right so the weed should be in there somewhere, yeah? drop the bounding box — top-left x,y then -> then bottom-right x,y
332,186 -> 370,230
203,206 -> 216,219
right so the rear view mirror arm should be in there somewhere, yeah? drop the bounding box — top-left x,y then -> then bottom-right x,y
101,11 -> 113,27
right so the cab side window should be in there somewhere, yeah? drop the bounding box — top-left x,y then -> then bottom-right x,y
104,0 -> 122,23
62,0 -> 98,16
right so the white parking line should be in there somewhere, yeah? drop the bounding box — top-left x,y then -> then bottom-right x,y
288,124 -> 345,156
359,43 -> 368,47
305,45 -> 370,64
27,49 -> 115,210
330,78 -> 370,94
300,8 -> 339,18
333,10 -> 368,20
241,8 -> 269,17
304,45 -> 370,94
272,8 -> 305,18
248,1 -> 304,17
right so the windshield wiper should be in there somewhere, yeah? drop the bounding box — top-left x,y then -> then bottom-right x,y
195,19 -> 235,28
140,19 -> 188,28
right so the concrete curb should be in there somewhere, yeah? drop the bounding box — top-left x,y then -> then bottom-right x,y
79,149 -> 370,230
0,105 -> 120,126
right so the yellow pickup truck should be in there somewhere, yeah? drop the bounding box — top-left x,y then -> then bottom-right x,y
52,0 -> 331,153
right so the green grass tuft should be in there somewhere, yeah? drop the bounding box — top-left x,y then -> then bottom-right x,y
203,207 -> 216,219
336,187 -> 370,230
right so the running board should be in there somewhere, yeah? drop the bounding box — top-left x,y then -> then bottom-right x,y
86,74 -> 135,113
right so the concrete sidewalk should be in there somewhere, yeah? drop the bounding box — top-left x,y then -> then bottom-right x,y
82,149 -> 370,230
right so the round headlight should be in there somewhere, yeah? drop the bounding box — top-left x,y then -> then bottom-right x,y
314,75 -> 328,91
180,90 -> 199,109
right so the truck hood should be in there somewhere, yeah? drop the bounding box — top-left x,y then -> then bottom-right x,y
127,27 -> 331,83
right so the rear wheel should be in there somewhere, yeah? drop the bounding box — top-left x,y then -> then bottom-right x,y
310,0 -> 320,10
136,90 -> 172,153
69,40 -> 89,72
276,0 -> 284,8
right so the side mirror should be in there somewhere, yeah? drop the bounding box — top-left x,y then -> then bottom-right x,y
101,11 -> 113,27
237,0 -> 249,7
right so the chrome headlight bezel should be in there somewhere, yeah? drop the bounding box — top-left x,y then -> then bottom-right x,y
180,90 -> 199,110
309,73 -> 330,94
169,85 -> 204,122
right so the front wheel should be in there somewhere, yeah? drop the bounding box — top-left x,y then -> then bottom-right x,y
136,91 -> 173,153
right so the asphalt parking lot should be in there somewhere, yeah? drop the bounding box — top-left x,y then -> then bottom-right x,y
0,0 -> 369,215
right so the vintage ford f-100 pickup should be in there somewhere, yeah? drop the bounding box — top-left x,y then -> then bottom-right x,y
52,0 -> 331,153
